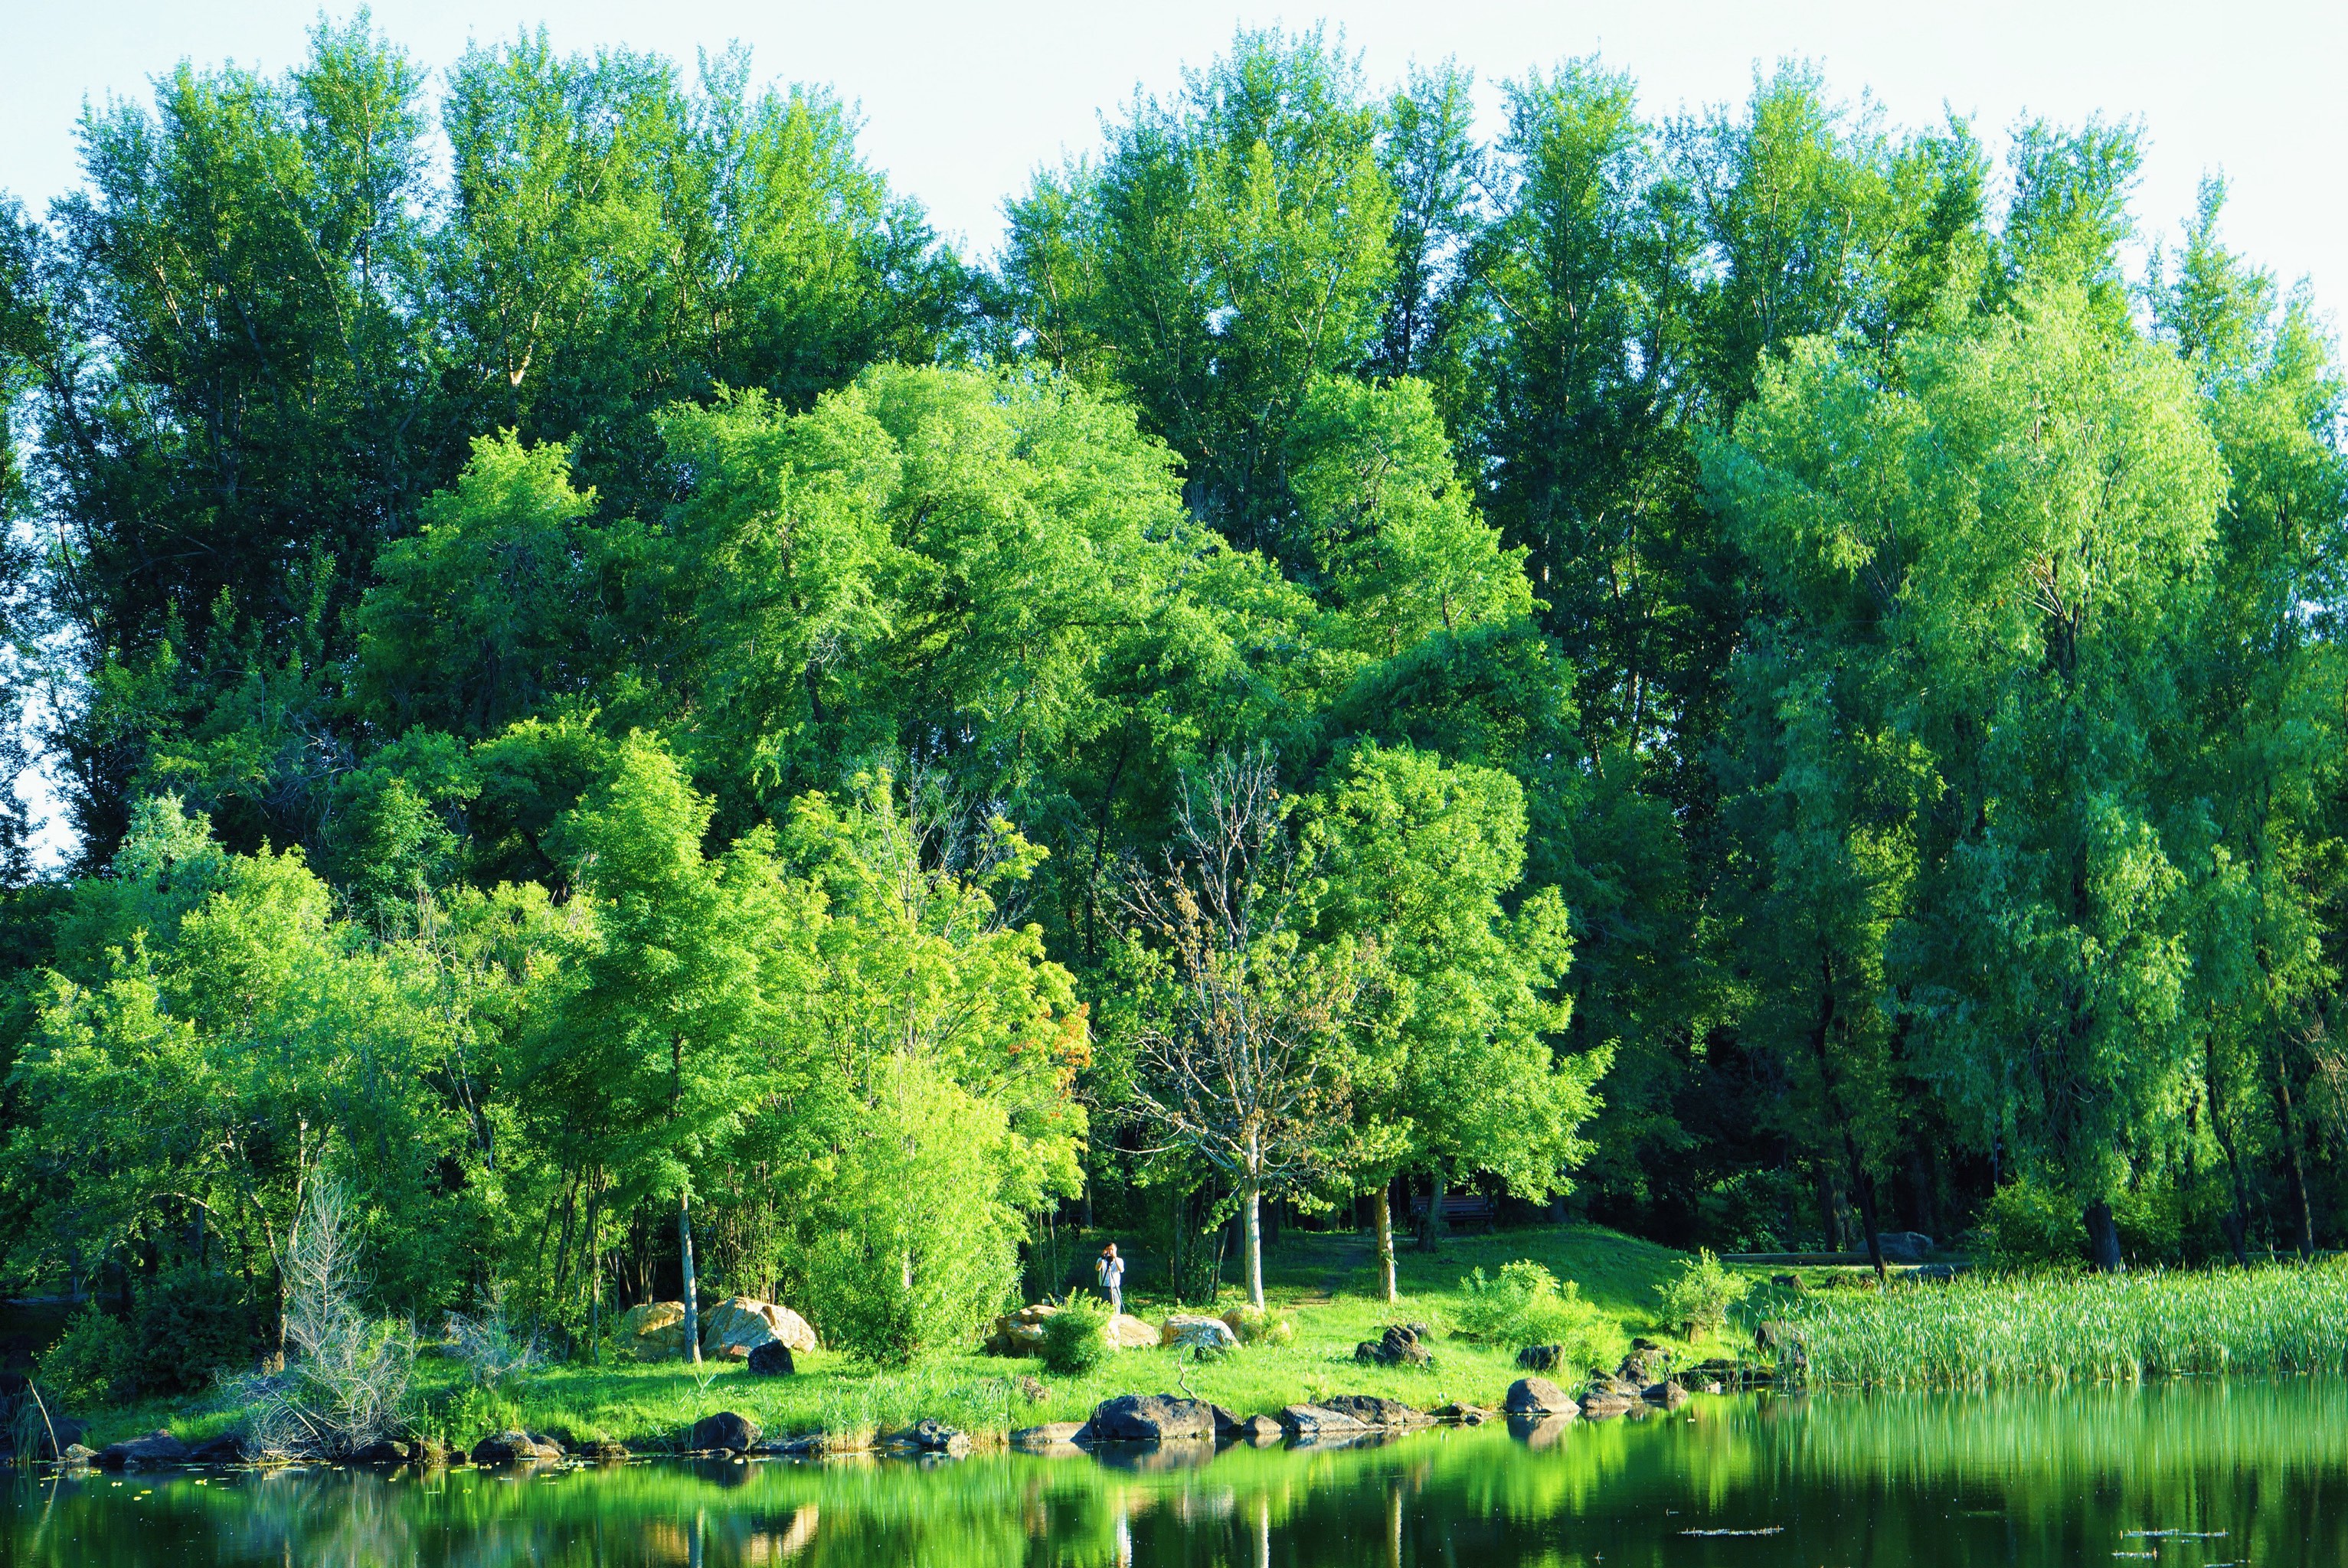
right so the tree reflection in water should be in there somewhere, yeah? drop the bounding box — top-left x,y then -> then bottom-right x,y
12,1380 -> 2348,1566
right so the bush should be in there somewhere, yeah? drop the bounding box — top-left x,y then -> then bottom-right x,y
1040,1297 -> 1110,1376
443,1289 -> 541,1390
1980,1180 -> 2088,1268
1222,1304 -> 1294,1346
231,1179 -> 416,1458
128,1269 -> 264,1396
1451,1261 -> 1624,1372
37,1305 -> 133,1406
1655,1248 -> 1754,1338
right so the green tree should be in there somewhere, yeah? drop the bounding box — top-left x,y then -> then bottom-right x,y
1310,743 -> 1604,1298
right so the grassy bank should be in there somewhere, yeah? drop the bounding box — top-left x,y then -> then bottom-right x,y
71,1223 -> 1751,1450
1776,1263 -> 2348,1387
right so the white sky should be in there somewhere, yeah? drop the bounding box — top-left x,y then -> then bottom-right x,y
5,0 -> 2343,293
4,0 -> 2344,867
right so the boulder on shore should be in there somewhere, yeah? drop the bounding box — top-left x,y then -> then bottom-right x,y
471,1430 -> 563,1465
184,1433 -> 245,1465
1159,1314 -> 1239,1353
1503,1377 -> 1574,1417
619,1301 -> 688,1362
1316,1395 -> 1431,1429
1010,1421 -> 1089,1451
688,1411 -> 761,1453
1277,1403 -> 1369,1439
1084,1394 -> 1218,1442
884,1419 -> 970,1456
1431,1402 -> 1493,1426
701,1296 -> 818,1360
1578,1390 -> 1636,1419
1643,1379 -> 1689,1410
99,1430 -> 188,1470
347,1439 -> 408,1465
1234,1413 -> 1284,1444
986,1303 -> 1058,1357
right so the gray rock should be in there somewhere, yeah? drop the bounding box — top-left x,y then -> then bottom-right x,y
1235,1414 -> 1284,1443
1578,1390 -> 1636,1419
60,1442 -> 98,1465
1010,1421 -> 1088,1450
1877,1231 -> 1934,1263
1277,1403 -> 1370,1439
1085,1394 -> 1218,1442
1316,1395 -> 1431,1429
746,1341 -> 796,1377
99,1430 -> 188,1470
1617,1342 -> 1673,1383
1503,1377 -> 1573,1416
1353,1321 -> 1433,1367
1159,1314 -> 1239,1353
1515,1344 -> 1564,1371
470,1430 -> 563,1465
884,1419 -> 969,1456
1643,1379 -> 1689,1410
1431,1402 -> 1493,1426
688,1412 -> 761,1453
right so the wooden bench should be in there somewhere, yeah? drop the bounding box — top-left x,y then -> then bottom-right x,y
1408,1193 -> 1497,1232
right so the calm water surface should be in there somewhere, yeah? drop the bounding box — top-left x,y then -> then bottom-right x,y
10,1380 -> 2348,1566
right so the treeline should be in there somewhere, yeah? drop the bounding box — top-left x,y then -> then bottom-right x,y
0,17 -> 2343,1380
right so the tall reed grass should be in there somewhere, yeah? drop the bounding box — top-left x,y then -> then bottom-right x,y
1778,1263 -> 2348,1387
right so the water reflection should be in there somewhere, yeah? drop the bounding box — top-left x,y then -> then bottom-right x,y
9,1380 -> 2348,1566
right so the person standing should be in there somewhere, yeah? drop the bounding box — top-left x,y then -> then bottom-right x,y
1094,1243 -> 1125,1316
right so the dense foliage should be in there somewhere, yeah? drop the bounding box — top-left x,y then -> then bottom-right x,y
1,18 -> 2343,1388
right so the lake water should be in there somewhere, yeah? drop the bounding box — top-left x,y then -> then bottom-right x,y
11,1380 -> 2348,1566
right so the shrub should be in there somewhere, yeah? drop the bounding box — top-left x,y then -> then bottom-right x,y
127,1269 -> 263,1396
1980,1180 -> 2088,1268
231,1179 -> 416,1458
1452,1261 -> 1624,1372
1222,1304 -> 1295,1346
442,1289 -> 541,1390
1040,1297 -> 1110,1376
1655,1248 -> 1754,1337
37,1305 -> 133,1406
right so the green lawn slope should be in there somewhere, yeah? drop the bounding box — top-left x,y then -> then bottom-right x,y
75,1222 -> 1761,1451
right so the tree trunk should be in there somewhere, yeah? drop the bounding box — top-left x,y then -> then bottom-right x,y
2083,1199 -> 2124,1272
1241,1174 -> 1265,1310
677,1189 -> 702,1365
1371,1184 -> 1398,1303
2206,1034 -> 2253,1266
2274,1050 -> 2317,1259
1843,1132 -> 1888,1281
1419,1164 -> 1449,1248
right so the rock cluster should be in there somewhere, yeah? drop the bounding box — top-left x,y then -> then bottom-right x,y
616,1297 -> 816,1364
1352,1321 -> 1433,1367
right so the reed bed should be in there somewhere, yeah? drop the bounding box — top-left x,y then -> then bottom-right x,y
1780,1263 -> 2348,1388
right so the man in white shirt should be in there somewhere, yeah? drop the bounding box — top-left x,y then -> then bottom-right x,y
1094,1243 -> 1125,1316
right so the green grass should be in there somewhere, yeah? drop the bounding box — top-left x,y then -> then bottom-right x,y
72,1221 -> 1754,1450
1775,1262 -> 2348,1387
